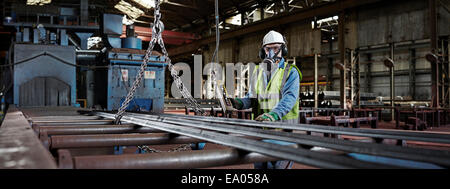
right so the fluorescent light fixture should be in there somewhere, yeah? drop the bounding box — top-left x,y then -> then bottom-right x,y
266,3 -> 275,11
122,15 -> 135,25
225,14 -> 241,26
27,0 -> 51,5
312,15 -> 339,29
132,0 -> 156,9
317,16 -> 338,24
115,0 -> 145,20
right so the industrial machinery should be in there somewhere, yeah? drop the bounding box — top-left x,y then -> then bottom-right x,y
1,4 -> 97,107
13,44 -> 77,107
96,48 -> 166,113
3,11 -> 166,114
94,14 -> 167,113
5,21 -> 78,107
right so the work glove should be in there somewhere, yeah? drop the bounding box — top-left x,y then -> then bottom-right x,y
255,112 -> 279,122
230,98 -> 244,110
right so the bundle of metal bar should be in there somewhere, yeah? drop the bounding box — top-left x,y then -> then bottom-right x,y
124,113 -> 450,168
95,112 -> 401,168
330,116 -> 378,129
59,148 -> 279,169
153,113 -> 450,144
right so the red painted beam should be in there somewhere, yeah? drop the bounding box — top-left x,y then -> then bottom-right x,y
134,36 -> 193,46
121,25 -> 200,45
302,75 -> 328,82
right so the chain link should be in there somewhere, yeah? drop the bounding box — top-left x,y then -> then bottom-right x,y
137,144 -> 191,153
114,0 -> 205,124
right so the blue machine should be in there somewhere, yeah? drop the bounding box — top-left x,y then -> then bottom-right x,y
12,44 -> 77,107
105,49 -> 166,113
122,25 -> 142,50
100,15 -> 167,113
122,37 -> 142,50
103,14 -> 123,48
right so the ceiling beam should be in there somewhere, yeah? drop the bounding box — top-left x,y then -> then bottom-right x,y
168,0 -> 387,57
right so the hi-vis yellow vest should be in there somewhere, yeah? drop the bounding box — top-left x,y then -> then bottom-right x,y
255,63 -> 301,123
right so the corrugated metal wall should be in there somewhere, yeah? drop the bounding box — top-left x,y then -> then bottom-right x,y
202,22 -> 321,63
203,39 -> 234,64
329,47 -> 431,99
357,0 -> 429,47
286,22 -> 322,56
238,32 -> 265,63
197,0 -> 444,100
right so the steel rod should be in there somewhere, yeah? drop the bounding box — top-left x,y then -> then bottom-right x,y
153,113 -> 450,144
31,120 -> 114,125
96,112 -> 399,169
29,116 -> 103,120
49,133 -> 261,149
50,133 -> 202,149
128,113 -> 450,167
40,125 -> 160,135
71,148 -> 279,169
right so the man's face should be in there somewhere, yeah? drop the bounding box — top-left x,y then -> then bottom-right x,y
263,43 -> 283,58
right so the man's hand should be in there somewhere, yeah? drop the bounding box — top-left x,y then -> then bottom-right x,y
255,112 -> 279,122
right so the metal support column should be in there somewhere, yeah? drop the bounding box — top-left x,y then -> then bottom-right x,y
441,38 -> 449,108
86,70 -> 94,108
429,0 -> 439,108
441,39 -> 445,106
390,43 -> 395,121
355,51 -> 360,108
366,53 -> 372,93
327,38 -> 334,91
314,53 -> 319,108
448,38 -> 450,107
349,50 -> 355,107
339,12 -> 346,109
409,48 -> 416,100
328,58 -> 334,91
80,0 -> 89,26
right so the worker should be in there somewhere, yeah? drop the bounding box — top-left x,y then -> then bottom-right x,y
230,30 -> 302,169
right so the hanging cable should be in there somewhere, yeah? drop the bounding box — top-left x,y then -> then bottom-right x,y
209,0 -> 229,112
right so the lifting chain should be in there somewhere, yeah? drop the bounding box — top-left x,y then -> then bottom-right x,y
137,144 -> 191,153
114,0 -> 205,124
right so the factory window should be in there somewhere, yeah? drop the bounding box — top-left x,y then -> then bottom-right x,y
114,0 -> 145,21
132,0 -> 156,9
26,0 -> 51,6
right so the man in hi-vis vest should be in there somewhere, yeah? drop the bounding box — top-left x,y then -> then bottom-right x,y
230,30 -> 302,169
